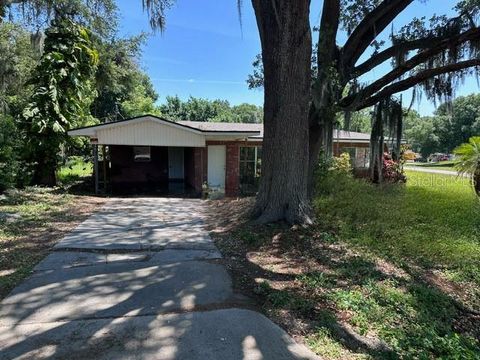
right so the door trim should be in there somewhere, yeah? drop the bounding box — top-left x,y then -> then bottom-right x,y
207,145 -> 226,189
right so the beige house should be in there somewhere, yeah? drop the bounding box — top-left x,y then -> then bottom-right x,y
68,115 -> 374,196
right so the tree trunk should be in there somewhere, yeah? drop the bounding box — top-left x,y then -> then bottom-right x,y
30,136 -> 58,186
308,0 -> 341,197
32,156 -> 57,186
307,107 -> 335,197
370,103 -> 384,183
474,169 -> 480,197
251,0 -> 312,224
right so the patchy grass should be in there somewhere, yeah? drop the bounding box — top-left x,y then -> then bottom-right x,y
57,156 -> 92,187
206,171 -> 480,360
0,187 -> 104,299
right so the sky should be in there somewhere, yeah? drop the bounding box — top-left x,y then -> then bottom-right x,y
116,0 -> 479,116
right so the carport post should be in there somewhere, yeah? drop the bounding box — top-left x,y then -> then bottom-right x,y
93,143 -> 99,195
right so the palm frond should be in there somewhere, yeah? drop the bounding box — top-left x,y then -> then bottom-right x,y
454,136 -> 480,175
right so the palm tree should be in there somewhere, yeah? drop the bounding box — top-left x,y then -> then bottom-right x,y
454,137 -> 480,196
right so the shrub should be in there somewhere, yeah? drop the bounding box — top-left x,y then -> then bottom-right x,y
383,152 -> 406,183
331,152 -> 353,175
454,136 -> 480,196
0,116 -> 32,191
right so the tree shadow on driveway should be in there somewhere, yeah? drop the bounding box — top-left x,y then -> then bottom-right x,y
0,254 -> 317,359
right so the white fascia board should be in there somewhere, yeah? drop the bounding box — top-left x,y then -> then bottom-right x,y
67,116 -> 205,138
335,139 -> 370,143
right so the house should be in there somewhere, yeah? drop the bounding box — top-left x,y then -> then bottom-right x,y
68,115 -> 373,196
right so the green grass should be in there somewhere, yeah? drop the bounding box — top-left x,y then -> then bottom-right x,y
303,171 -> 480,358
321,278 -> 478,358
212,171 -> 480,358
56,156 -> 92,186
315,171 -> 480,285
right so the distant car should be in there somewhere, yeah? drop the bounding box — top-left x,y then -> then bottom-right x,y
428,153 -> 448,162
403,150 -> 417,162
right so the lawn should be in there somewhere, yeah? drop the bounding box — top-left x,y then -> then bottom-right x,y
315,170 -> 479,285
57,156 -> 93,186
208,170 -> 480,359
0,187 -> 104,299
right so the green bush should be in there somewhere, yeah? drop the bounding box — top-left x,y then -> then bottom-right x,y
331,152 -> 353,175
0,116 -> 32,191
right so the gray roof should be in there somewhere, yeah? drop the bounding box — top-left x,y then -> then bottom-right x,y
179,121 -> 263,133
68,115 -> 371,142
334,129 -> 371,141
178,121 -> 370,141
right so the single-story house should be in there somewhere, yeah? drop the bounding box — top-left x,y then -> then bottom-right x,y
68,115 -> 374,196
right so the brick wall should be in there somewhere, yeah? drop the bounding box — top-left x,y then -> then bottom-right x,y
193,147 -> 207,194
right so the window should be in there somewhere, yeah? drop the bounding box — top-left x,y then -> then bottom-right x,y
133,146 -> 151,162
240,146 -> 262,194
355,147 -> 370,168
340,147 -> 370,168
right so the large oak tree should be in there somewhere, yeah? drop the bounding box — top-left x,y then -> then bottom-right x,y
246,0 -> 480,222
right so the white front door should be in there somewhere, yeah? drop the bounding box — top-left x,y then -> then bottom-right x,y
168,147 -> 184,180
208,145 -> 226,189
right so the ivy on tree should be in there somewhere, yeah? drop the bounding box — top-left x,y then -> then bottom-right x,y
22,16 -> 98,186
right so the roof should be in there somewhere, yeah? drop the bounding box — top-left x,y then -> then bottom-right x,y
178,121 -> 371,142
178,121 -> 264,138
334,129 -> 371,141
68,115 -> 373,143
68,115 -> 261,136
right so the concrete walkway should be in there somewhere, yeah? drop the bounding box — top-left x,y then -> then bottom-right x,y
0,198 -> 319,360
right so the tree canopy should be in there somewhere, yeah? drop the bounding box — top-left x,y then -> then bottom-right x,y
405,94 -> 480,157
159,95 -> 263,123
0,1 -> 161,188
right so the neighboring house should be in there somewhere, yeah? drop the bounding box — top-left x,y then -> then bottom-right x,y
68,115 -> 374,196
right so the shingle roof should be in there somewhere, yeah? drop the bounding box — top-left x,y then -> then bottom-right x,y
334,129 -> 371,141
178,121 -> 263,133
178,121 -> 370,141
68,115 -> 371,142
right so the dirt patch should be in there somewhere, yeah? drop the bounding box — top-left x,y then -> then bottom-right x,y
0,189 -> 106,299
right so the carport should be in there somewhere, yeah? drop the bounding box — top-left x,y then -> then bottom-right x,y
68,115 -> 261,196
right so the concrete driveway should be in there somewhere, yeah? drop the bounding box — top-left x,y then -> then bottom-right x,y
0,198 -> 319,360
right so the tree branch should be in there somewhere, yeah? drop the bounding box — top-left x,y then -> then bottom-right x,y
352,59 -> 480,110
341,0 -> 414,72
352,37 -> 443,78
317,0 -> 340,66
340,27 -> 480,109
312,0 -> 340,110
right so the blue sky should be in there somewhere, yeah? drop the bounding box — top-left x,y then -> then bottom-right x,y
117,0 -> 479,116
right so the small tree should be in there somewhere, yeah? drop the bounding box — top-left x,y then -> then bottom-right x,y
454,136 -> 480,197
21,16 -> 98,186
